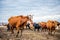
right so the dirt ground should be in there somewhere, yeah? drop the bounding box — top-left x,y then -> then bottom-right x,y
0,26 -> 60,40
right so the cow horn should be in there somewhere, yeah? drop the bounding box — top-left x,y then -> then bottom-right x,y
29,15 -> 33,19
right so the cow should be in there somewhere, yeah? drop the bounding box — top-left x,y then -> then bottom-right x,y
7,15 -> 33,37
7,23 -> 11,31
33,23 -> 41,31
26,20 -> 34,30
26,22 -> 41,31
46,20 -> 59,35
26,23 -> 30,29
39,22 -> 47,32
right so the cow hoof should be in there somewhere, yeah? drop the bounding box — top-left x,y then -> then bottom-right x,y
16,35 -> 18,37
48,32 -> 50,35
11,32 -> 14,34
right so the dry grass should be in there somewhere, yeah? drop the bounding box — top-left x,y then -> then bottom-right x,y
0,26 -> 60,40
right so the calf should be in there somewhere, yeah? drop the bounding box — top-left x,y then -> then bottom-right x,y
7,23 -> 11,31
26,23 -> 30,29
33,23 -> 41,31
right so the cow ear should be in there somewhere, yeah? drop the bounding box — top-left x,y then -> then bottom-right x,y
29,15 -> 33,19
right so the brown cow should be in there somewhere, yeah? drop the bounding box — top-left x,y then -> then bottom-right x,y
39,22 -> 47,31
8,15 -> 33,37
46,20 -> 59,35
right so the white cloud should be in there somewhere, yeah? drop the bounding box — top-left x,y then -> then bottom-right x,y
33,15 -> 60,22
0,0 -> 60,23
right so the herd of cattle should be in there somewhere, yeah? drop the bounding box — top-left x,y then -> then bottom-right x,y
7,15 -> 60,37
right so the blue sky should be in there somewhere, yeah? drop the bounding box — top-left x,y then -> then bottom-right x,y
0,0 -> 60,23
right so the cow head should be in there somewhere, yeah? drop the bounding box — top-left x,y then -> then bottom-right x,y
27,15 -> 33,23
7,23 -> 11,31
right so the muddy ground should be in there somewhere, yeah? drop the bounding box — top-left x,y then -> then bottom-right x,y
0,26 -> 60,40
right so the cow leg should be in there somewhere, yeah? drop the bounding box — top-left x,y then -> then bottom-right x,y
20,28 -> 23,37
16,21 -> 22,37
41,28 -> 44,32
26,24 -> 27,29
51,30 -> 52,35
7,24 -> 11,31
37,27 -> 40,32
11,27 -> 14,34
40,27 -> 42,32
53,30 -> 56,35
28,25 -> 30,29
26,25 -> 30,29
48,28 -> 50,35
52,28 -> 56,35
49,28 -> 52,35
37,28 -> 39,32
16,26 -> 19,37
16,24 -> 20,37
34,28 -> 36,31
45,27 -> 47,32
53,27 -> 56,35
